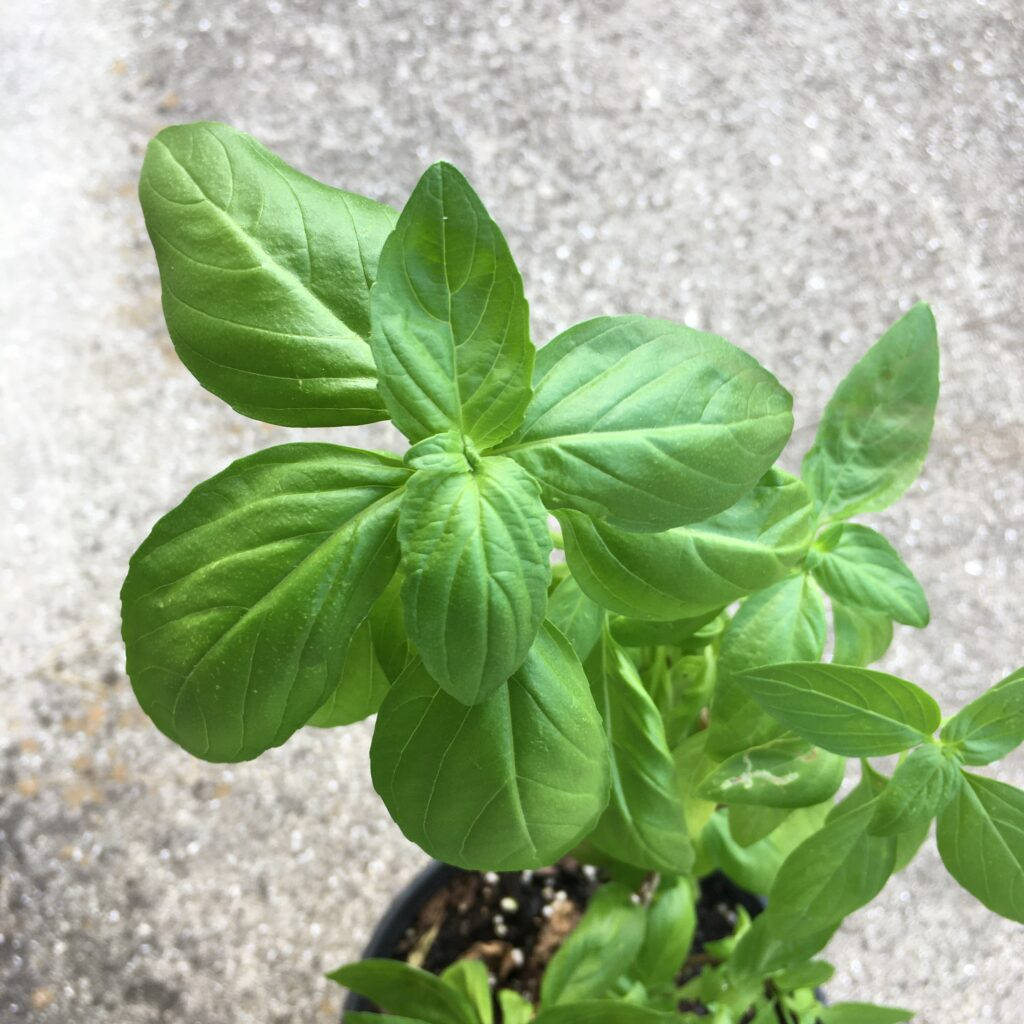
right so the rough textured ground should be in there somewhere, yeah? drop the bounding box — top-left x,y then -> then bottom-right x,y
1,1 -> 1022,1021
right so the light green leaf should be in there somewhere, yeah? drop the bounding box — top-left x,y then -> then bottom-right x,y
497,316 -> 793,531
941,667 -> 1024,765
441,960 -> 493,1024
706,575 -> 826,761
818,1003 -> 914,1024
497,990 -> 534,1024
328,959 -> 476,1024
632,875 -> 697,987
398,451 -> 551,705
560,469 -> 813,621
937,772 -> 1024,923
547,574 -> 605,660
772,959 -> 835,991
370,162 -> 532,448
584,632 -> 694,875
735,663 -> 940,757
809,524 -> 928,628
533,1002 -> 679,1024
121,444 -> 407,762
832,601 -> 893,667
306,614 -> 388,727
728,805 -> 793,848
344,1014 -> 433,1024
802,303 -> 939,523
698,736 -> 845,809
139,122 -> 396,426
869,744 -> 961,836
540,882 -> 646,1006
370,623 -> 609,870
609,608 -> 723,649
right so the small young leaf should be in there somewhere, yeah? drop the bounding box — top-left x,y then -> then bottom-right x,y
497,315 -> 793,531
370,623 -> 610,870
734,663 -> 940,757
584,633 -> 694,875
632,875 -> 697,987
441,960 -> 493,1024
937,772 -> 1024,923
547,575 -> 605,660
729,805 -> 793,848
818,1003 -> 914,1024
121,444 -> 408,762
497,990 -> 534,1024
868,744 -> 961,836
809,523 -> 929,627
802,303 -> 939,523
370,162 -> 533,448
139,122 -> 396,426
831,601 -> 893,667
559,469 -> 813,621
540,882 -> 646,1006
940,667 -> 1024,765
398,452 -> 551,705
698,736 -> 845,809
328,959 -> 477,1024
609,608 -> 723,649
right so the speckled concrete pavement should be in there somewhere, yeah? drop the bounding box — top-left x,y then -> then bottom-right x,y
2,1 -> 1022,1021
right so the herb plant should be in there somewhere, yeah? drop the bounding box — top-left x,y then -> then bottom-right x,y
125,122 -> 1024,1022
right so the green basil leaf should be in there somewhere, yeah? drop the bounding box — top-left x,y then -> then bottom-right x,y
306,614 -> 388,728
370,623 -> 609,869
818,1003 -> 914,1024
893,817 -> 932,874
540,882 -> 646,1006
698,736 -> 845,809
328,960 -> 476,1024
560,469 -> 813,621
584,632 -> 694,875
344,1014 -> 432,1024
632,875 -> 696,988
772,959 -> 836,991
547,575 -> 605,661
440,960 -> 493,1024
802,303 -> 939,523
706,575 -> 827,760
729,805 -> 793,848
370,162 -> 533,448
609,608 -> 723,649
809,524 -> 928,628
941,667 -> 1024,765
831,601 -> 893,667
868,743 -> 961,836
533,1002 -> 679,1024
735,663 -> 941,757
121,444 -> 407,761
497,315 -> 793,531
937,772 -> 1024,923
497,991 -> 534,1024
398,452 -> 550,705
139,122 -> 396,426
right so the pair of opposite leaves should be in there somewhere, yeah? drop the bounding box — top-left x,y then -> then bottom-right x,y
122,122 -> 793,867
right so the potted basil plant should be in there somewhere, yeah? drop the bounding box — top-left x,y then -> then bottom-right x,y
124,122 -> 1024,1024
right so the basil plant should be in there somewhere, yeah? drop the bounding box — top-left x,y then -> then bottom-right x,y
124,122 -> 1024,1022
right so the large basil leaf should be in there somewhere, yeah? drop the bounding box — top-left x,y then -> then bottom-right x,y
735,663 -> 940,757
370,162 -> 532,448
937,772 -> 1024,923
831,600 -> 893,667
328,960 -> 477,1024
370,623 -> 609,869
139,122 -> 396,426
398,450 -> 550,705
809,523 -> 928,627
497,316 -> 793,531
706,575 -> 826,760
121,444 -> 407,761
540,882 -> 646,1006
802,303 -> 939,522
941,668 -> 1024,765
584,632 -> 694,875
868,743 -> 961,836
560,469 -> 813,621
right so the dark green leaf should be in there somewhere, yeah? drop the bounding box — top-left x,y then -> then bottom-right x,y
809,523 -> 928,628
632,875 -> 697,987
497,316 -> 793,531
306,614 -> 388,727
540,882 -> 646,1006
370,623 -> 609,869
735,663 -> 940,757
398,451 -> 550,705
818,1003 -> 914,1024
440,960 -> 493,1024
547,575 -> 605,660
370,162 -> 533,448
802,303 -> 939,522
344,1014 -> 432,1024
121,444 -> 407,761
139,122 -> 396,426
893,817 -> 931,873
831,601 -> 893,668
937,772 -> 1024,923
869,744 -> 961,836
941,668 -> 1024,765
533,1002 -> 679,1024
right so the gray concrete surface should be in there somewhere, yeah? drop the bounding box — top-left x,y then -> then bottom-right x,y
1,0 -> 1022,1020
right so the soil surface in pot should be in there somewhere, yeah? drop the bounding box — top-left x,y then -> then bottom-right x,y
370,859 -> 768,1017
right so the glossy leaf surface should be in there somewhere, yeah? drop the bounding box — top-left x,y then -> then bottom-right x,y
941,667 -> 1024,765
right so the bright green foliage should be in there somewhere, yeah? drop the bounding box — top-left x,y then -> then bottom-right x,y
819,1004 -> 914,1023
370,624 -> 610,869
831,601 -> 893,667
609,608 -> 723,649
546,575 -> 605,660
632,875 -> 697,987
440,961 -> 493,1024
139,122 -> 396,426
533,1003 -> 679,1024
497,315 -> 793,531
306,615 -> 389,727
398,449 -> 550,704
802,303 -> 939,523
868,743 -> 961,836
497,991 -> 534,1024
941,667 -> 1024,764
559,469 -> 813,620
